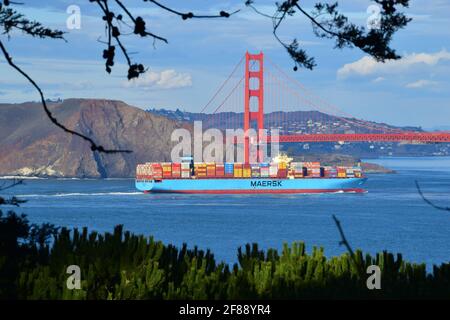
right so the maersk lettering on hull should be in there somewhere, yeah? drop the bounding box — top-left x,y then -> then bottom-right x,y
135,178 -> 367,194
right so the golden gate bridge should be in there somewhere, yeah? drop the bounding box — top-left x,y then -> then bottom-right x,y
198,51 -> 450,163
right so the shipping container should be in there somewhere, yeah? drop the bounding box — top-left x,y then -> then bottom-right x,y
251,166 -> 261,178
215,164 -> 225,177
269,164 -> 278,178
278,162 -> 287,169
290,162 -> 303,170
181,162 -> 191,170
234,168 -> 243,178
225,163 -> 234,177
303,162 -> 321,168
320,167 -> 325,177
260,167 -> 270,178
206,163 -> 216,177
242,163 -> 251,178
277,169 -> 288,178
181,170 -> 191,178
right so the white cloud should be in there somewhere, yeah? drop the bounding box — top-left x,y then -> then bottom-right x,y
372,76 -> 385,83
123,69 -> 192,89
337,50 -> 450,78
405,79 -> 438,89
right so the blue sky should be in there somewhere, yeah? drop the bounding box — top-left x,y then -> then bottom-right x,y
0,0 -> 449,128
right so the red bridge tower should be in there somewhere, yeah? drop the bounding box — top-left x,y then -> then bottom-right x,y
244,51 -> 265,164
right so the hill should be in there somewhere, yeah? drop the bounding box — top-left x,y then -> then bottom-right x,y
147,108 -> 423,134
148,108 -> 448,158
0,99 -> 184,178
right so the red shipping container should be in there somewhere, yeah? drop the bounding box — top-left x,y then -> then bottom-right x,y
277,169 -> 288,178
171,171 -> 181,178
172,163 -> 181,171
215,166 -> 225,177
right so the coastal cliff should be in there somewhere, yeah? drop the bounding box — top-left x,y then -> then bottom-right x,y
0,99 -> 184,178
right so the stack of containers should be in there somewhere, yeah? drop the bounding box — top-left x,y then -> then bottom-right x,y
234,163 -> 243,178
225,163 -> 234,178
216,163 -> 225,177
304,162 -> 321,178
310,167 -> 321,178
337,167 -> 347,178
269,163 -> 278,178
146,163 -> 153,179
151,163 -> 163,180
290,162 -> 303,178
181,162 -> 191,178
346,167 -> 355,178
162,163 -> 172,178
325,166 -> 338,178
276,162 -> 288,178
195,163 -> 207,178
243,164 -> 251,178
171,163 -> 181,178
260,163 -> 270,178
320,167 -> 325,177
136,164 -> 144,180
250,164 -> 261,178
139,163 -> 151,180
354,167 -> 362,178
206,163 -> 216,177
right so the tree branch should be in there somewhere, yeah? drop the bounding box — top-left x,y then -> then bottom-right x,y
114,0 -> 168,43
0,179 -> 26,207
0,178 -> 23,191
148,0 -> 239,20
0,196 -> 26,206
0,6 -> 65,39
332,214 -> 365,276
246,0 -> 411,70
415,180 -> 450,212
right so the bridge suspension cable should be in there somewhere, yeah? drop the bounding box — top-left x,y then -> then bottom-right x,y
198,51 -> 450,145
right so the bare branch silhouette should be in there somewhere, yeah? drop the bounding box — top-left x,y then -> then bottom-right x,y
0,5 -> 64,38
0,196 -> 26,207
415,180 -> 450,212
245,0 -> 411,71
332,214 -> 365,276
148,0 -> 240,20
0,179 -> 26,207
0,40 -> 131,154
92,0 -> 238,79
0,179 -> 23,191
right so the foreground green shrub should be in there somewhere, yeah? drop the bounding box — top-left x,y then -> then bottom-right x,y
1,211 -> 449,299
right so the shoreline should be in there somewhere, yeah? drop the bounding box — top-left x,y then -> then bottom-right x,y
5,156 -> 450,180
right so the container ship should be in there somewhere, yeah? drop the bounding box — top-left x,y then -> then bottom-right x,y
135,156 -> 367,194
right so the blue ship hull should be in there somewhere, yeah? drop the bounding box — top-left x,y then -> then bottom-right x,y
135,177 -> 367,194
